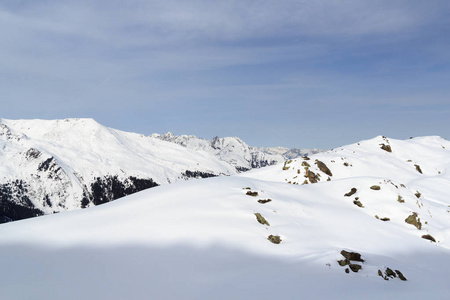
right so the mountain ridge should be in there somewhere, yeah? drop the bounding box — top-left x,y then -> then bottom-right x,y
152,131 -> 321,170
0,118 -> 318,223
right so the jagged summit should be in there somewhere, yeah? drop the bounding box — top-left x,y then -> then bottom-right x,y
153,131 -> 320,170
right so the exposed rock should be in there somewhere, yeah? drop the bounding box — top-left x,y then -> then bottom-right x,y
421,234 -> 436,242
257,199 -> 272,204
254,213 -> 270,226
415,191 -> 421,198
315,160 -> 332,176
344,188 -> 357,197
340,250 -> 364,262
301,161 -> 310,167
246,191 -> 258,197
370,185 -> 381,190
305,170 -> 319,183
338,259 -> 348,266
380,143 -> 392,152
378,268 -> 407,281
353,200 -> 364,208
378,270 -> 386,279
25,148 -> 42,160
267,235 -> 282,244
380,217 -> 390,221
405,212 -> 422,230
395,270 -> 407,281
338,250 -> 363,274
397,195 -> 405,203
414,164 -> 423,174
385,268 -> 396,278
282,160 -> 292,170
349,264 -> 362,273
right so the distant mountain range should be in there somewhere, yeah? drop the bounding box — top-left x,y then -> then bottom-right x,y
152,131 -> 321,170
0,118 -> 320,223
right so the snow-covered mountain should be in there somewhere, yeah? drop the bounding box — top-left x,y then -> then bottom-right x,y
0,135 -> 448,299
152,132 -> 320,171
0,118 -> 314,223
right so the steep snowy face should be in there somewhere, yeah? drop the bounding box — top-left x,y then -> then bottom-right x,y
0,118 -> 237,222
0,136 -> 448,300
154,132 -> 320,171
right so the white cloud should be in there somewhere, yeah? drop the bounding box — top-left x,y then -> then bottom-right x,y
0,0 -> 448,124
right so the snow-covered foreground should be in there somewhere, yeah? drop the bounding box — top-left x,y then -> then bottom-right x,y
0,136 -> 449,299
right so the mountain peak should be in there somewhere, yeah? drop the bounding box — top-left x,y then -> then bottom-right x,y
0,118 -> 316,223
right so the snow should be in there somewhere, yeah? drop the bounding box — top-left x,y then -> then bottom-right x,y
0,118 -> 238,213
0,135 -> 449,298
0,118 -> 315,216
154,131 -> 321,169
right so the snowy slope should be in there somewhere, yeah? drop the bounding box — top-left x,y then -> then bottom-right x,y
0,117 -> 319,223
0,135 -> 448,299
0,118 -> 238,221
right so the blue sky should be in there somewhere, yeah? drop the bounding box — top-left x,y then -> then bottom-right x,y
1,0 -> 449,149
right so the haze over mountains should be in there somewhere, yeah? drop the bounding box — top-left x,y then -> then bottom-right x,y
0,118 -> 319,223
0,134 -> 448,299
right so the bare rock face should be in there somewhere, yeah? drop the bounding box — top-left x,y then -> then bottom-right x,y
344,188 -> 357,197
380,143 -> 392,152
258,199 -> 272,204
315,160 -> 332,176
405,212 -> 422,230
414,164 -> 423,174
254,213 -> 270,226
337,250 -> 364,273
246,191 -> 258,197
380,137 -> 392,152
340,250 -> 364,262
267,235 -> 282,244
421,234 -> 436,242
378,268 -> 407,281
305,170 -> 319,183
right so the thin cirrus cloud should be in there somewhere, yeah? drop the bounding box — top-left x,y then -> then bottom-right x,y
0,0 -> 449,148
